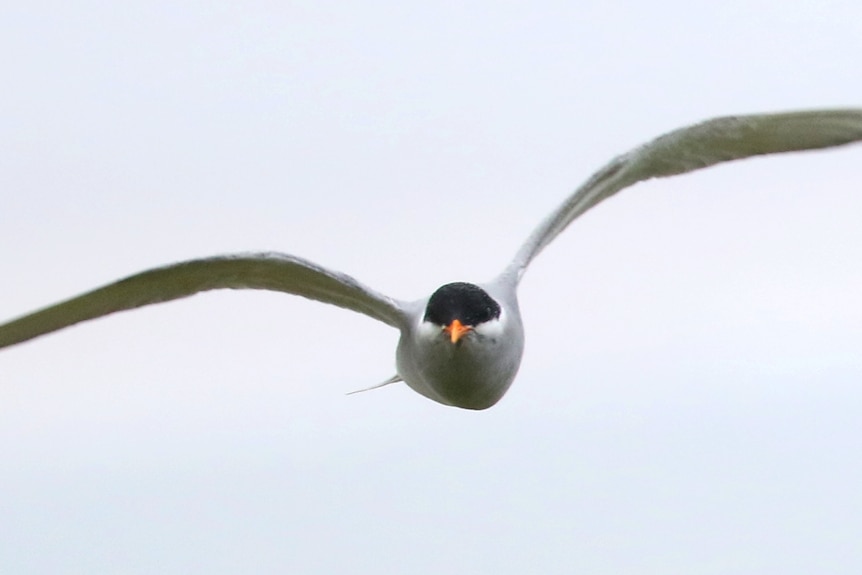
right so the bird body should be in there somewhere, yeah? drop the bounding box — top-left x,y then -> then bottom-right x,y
1,108 -> 861,409
396,281 -> 524,409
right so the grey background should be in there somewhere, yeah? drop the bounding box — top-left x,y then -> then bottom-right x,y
2,2 -> 861,573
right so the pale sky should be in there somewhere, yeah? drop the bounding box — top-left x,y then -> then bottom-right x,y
2,2 -> 861,573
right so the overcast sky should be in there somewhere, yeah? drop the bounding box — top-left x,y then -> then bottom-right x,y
2,2 -> 861,573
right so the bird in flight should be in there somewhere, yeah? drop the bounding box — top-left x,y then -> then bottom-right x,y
1,109 -> 860,409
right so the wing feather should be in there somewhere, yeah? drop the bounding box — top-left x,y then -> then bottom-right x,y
0,252 -> 407,349
504,108 -> 862,282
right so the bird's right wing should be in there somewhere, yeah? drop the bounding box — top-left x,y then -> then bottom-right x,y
503,108 -> 862,283
0,252 -> 408,350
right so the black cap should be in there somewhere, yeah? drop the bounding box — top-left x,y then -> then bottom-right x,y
423,282 -> 501,327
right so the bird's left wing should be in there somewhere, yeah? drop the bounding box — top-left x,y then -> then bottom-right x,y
503,108 -> 862,283
0,252 -> 408,350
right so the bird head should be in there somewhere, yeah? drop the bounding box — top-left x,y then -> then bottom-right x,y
423,282 -> 501,344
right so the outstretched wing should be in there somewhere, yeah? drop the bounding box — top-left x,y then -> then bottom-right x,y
0,252 -> 408,350
503,108 -> 862,283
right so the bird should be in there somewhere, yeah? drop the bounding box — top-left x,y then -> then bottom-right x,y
1,109 -> 861,410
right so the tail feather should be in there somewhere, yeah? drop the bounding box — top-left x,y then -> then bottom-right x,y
346,374 -> 403,396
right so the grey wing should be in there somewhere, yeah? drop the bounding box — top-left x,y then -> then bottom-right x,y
503,108 -> 862,283
0,252 -> 408,350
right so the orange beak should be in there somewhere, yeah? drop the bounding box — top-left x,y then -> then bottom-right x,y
443,319 -> 473,343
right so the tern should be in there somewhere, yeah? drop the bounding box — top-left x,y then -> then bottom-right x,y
1,109 -> 861,409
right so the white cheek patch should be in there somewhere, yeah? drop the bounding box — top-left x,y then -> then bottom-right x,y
473,318 -> 504,343
417,320 -> 444,341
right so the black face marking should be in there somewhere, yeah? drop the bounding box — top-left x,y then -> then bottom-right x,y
423,282 -> 501,327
